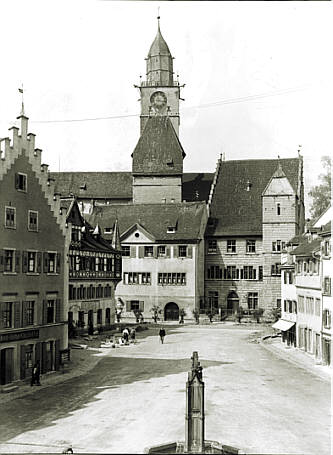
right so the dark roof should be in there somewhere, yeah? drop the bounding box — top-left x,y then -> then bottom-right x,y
209,158 -> 301,236
51,171 -> 213,203
85,202 -> 207,242
132,116 -> 185,175
182,173 -> 214,202
291,237 -> 321,257
287,234 -> 304,246
50,172 -> 133,199
148,24 -> 171,57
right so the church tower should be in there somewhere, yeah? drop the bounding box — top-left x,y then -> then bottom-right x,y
132,18 -> 185,204
138,16 -> 183,136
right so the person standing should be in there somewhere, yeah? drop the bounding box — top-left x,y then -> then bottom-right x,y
31,361 -> 41,386
159,327 -> 166,344
130,327 -> 136,343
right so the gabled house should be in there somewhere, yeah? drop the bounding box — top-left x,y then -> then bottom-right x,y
0,114 -> 69,386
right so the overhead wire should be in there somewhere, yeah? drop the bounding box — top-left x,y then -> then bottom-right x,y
29,85 -> 307,124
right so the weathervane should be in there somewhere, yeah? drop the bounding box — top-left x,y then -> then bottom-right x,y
18,84 -> 25,116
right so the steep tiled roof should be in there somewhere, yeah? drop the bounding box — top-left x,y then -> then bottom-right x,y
85,202 -> 207,242
209,158 -> 301,236
132,116 -> 185,175
50,172 -> 133,199
51,171 -> 212,202
291,238 -> 321,257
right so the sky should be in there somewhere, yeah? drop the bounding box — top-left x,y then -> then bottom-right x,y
0,1 -> 332,215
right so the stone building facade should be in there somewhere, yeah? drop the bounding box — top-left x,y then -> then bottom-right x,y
0,114 -> 69,386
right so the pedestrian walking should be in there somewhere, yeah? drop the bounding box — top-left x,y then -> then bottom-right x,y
31,361 -> 41,386
159,327 -> 166,344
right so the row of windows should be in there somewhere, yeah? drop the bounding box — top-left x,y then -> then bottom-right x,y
68,284 -> 113,300
0,250 -> 60,274
207,239 -> 257,254
200,292 -> 259,310
124,273 -> 187,286
297,296 -> 321,316
207,265 -> 263,280
69,255 -> 115,273
207,239 -> 286,254
69,308 -> 112,327
0,299 -> 60,329
296,259 -> 319,275
122,245 -> 192,259
4,206 -> 38,231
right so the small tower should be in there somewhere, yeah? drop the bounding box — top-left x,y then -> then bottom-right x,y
185,351 -> 205,453
137,16 -> 184,136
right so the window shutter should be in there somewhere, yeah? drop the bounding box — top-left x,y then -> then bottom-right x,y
22,301 -> 27,327
20,345 -> 26,380
55,299 -> 61,322
15,173 -> 19,189
37,252 -> 42,273
43,252 -> 49,273
55,339 -> 60,371
271,264 -> 274,275
41,342 -> 47,374
224,268 -> 227,280
187,246 -> 193,258
138,246 -> 144,258
130,246 -> 136,258
173,246 -> 178,258
0,304 -> 4,329
153,246 -> 157,258
139,301 -> 144,311
15,251 -> 20,273
35,342 -> 41,364
240,269 -> 244,279
43,299 -> 48,324
236,269 -> 239,280
56,253 -> 61,274
0,251 -> 4,272
14,301 -> 21,328
126,301 -> 131,312
166,246 -> 170,257
22,251 -> 28,273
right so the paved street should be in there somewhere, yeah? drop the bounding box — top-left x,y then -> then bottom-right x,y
0,325 -> 330,454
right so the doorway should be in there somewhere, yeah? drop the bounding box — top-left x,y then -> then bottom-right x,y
227,291 -> 239,316
164,302 -> 179,321
0,348 -> 14,385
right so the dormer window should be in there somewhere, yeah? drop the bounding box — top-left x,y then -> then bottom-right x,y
167,226 -> 176,233
80,183 -> 87,191
104,227 -> 112,234
246,180 -> 252,191
166,157 -> 174,166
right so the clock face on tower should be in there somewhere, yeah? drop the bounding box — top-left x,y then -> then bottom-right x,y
150,91 -> 167,112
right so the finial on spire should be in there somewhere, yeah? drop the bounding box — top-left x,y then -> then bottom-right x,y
157,7 -> 160,29
18,84 -> 25,116
297,144 -> 302,156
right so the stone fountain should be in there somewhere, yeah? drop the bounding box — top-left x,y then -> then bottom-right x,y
146,352 -> 243,454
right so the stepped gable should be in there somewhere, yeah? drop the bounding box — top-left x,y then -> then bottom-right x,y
86,202 -> 207,242
132,116 -> 185,175
209,158 -> 300,236
50,171 -> 133,199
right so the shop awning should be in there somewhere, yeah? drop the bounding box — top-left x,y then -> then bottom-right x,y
272,319 -> 295,331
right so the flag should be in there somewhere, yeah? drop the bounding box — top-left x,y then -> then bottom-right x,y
18,88 -> 23,93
